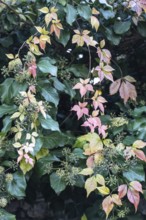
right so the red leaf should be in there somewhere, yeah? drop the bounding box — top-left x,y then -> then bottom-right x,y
133,149 -> 146,161
127,189 -> 140,211
118,184 -> 127,199
109,79 -> 121,95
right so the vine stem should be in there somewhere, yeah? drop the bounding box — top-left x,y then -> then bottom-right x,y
87,45 -> 92,78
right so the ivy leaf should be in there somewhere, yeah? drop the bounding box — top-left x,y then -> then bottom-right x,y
20,159 -> 34,174
113,21 -> 131,35
38,57 -> 58,76
50,172 -> 66,194
0,209 -> 16,220
42,131 -> 74,149
6,172 -> 26,198
127,189 -> 140,211
118,184 -> 127,199
39,115 -> 60,131
77,5 -> 91,20
65,4 -> 77,25
99,0 -> 113,9
85,176 -> 97,197
35,155 -> 60,176
0,104 -> 17,118
102,196 -> 114,219
41,87 -> 59,107
2,116 -> 12,133
123,164 -> 145,182
57,30 -> 70,47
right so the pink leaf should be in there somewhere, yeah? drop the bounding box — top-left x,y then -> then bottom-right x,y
102,196 -> 114,219
109,79 -> 121,95
130,181 -> 143,193
133,149 -> 146,161
127,189 -> 140,212
118,184 -> 127,199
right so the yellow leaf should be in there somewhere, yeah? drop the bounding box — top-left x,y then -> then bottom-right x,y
35,26 -> 43,33
112,194 -> 122,206
39,7 -> 49,14
81,214 -> 88,220
97,186 -> 110,195
91,16 -> 99,32
79,168 -> 94,176
85,176 -> 97,197
36,148 -> 49,160
20,158 -> 34,174
11,112 -> 21,119
95,174 -> 105,186
92,7 -> 100,15
133,140 -> 146,149
6,53 -> 14,59
102,196 -> 114,219
13,142 -> 21,148
100,39 -> 105,48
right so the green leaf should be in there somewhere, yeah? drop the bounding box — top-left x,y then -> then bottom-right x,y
137,22 -> 146,37
32,137 -> 43,156
123,164 -> 145,182
6,171 -> 26,198
64,80 -> 76,98
99,0 -> 113,9
39,115 -> 60,131
36,148 -> 49,160
123,136 -> 136,145
51,77 -> 65,91
100,9 -> 115,20
57,30 -> 70,46
113,21 -> 131,35
132,106 -> 146,117
77,5 -> 91,20
36,155 -> 60,176
38,57 -> 58,76
50,172 -> 66,194
42,131 -> 74,149
0,78 -> 27,104
2,116 -> 12,133
41,87 -> 59,107
0,209 -> 16,220
0,104 -> 17,118
65,4 -> 77,25
20,159 -> 33,174
105,28 -> 121,45
68,64 -> 88,78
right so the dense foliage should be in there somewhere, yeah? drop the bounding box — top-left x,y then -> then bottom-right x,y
0,0 -> 146,219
